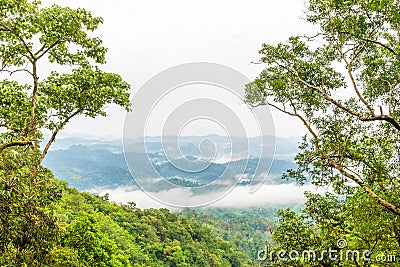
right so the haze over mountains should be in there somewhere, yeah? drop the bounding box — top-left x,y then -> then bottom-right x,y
43,135 -> 299,189
42,135 -> 314,208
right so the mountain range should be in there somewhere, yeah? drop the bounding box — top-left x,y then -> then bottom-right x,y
43,135 -> 301,191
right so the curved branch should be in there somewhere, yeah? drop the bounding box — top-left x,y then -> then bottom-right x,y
0,23 -> 35,61
277,63 -> 400,132
277,63 -> 362,117
38,109 -> 82,164
339,31 -> 398,56
344,59 -> 375,115
0,140 -> 32,153
360,115 -> 400,131
265,100 -> 400,216
0,68 -> 33,77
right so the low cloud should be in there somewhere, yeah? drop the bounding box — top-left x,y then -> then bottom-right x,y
90,184 -> 326,211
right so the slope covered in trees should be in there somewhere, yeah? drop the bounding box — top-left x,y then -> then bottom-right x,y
50,181 -> 254,267
182,207 -> 278,261
0,176 -> 256,266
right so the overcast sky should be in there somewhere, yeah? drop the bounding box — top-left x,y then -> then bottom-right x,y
42,0 -> 315,138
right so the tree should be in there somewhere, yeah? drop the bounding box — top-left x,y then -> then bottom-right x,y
0,0 -> 131,263
246,0 -> 400,265
245,0 -> 400,215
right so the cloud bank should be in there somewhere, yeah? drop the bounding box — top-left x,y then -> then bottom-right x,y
91,184 -> 326,211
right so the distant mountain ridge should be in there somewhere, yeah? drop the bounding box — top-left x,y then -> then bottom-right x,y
43,135 -> 301,191
46,134 -> 300,156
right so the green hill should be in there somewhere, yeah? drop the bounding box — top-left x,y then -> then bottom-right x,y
50,180 -> 256,266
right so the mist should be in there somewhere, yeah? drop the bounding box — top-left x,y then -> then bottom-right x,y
90,184 -> 326,211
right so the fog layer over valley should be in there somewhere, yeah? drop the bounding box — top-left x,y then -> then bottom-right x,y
42,135 -> 318,209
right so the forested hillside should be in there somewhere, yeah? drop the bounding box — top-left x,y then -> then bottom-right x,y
46,180 -> 255,266
182,207 -> 277,261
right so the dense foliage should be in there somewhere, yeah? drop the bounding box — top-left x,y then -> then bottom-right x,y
246,0 -> 400,265
182,207 -> 281,261
48,181 -> 255,267
0,149 -> 61,264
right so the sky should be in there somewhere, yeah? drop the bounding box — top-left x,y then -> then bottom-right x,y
41,0 -> 316,138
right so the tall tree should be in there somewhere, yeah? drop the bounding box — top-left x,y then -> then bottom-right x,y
0,0 -> 131,264
246,0 -> 400,265
246,0 -> 400,215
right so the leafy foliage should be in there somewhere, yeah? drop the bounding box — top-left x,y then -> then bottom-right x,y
246,0 -> 400,265
0,149 -> 61,265
246,0 -> 400,214
50,183 -> 255,267
0,0 -> 131,263
269,191 -> 399,266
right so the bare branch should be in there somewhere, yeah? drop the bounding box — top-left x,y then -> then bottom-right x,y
0,68 -> 33,77
38,109 -> 82,164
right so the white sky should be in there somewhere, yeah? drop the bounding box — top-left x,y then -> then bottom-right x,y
42,0 -> 315,138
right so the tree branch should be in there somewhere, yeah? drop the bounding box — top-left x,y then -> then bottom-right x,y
342,40 -> 375,115
277,63 -> 362,118
30,60 -> 38,176
0,140 -> 32,153
36,38 -> 63,60
276,63 -> 400,132
360,115 -> 400,131
38,109 -> 82,164
0,23 -> 35,61
0,68 -> 33,77
338,31 -> 398,56
265,100 -> 400,216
